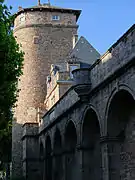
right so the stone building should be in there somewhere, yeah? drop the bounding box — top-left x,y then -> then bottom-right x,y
44,36 -> 100,110
12,2 -> 81,178
12,2 -> 135,180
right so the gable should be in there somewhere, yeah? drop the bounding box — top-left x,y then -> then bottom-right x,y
70,36 -> 100,65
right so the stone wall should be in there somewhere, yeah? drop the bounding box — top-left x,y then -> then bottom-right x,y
45,65 -> 72,110
12,7 -> 79,178
90,24 -> 135,89
14,11 -> 77,28
39,24 -> 135,180
41,26 -> 135,131
22,123 -> 39,180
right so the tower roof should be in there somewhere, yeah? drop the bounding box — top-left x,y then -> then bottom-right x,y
69,36 -> 100,65
15,3 -> 81,21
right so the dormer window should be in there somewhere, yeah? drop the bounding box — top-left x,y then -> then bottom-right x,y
52,15 -> 60,21
69,64 -> 80,79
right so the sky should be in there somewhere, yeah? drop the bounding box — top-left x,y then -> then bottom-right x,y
4,0 -> 135,55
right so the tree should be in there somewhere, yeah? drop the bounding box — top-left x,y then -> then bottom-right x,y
0,0 -> 24,175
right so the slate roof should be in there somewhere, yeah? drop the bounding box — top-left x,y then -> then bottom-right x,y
69,36 -> 100,66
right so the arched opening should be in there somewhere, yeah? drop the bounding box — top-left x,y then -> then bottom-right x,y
65,121 -> 77,180
40,142 -> 44,180
53,128 -> 63,180
107,90 -> 135,180
45,135 -> 52,180
82,108 -> 102,180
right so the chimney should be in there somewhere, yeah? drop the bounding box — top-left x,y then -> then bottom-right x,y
38,0 -> 41,6
18,6 -> 23,11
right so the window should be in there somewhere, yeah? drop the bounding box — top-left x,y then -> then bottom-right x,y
69,65 -> 79,79
33,36 -> 40,44
52,15 -> 60,21
20,13 -> 25,22
51,95 -> 55,105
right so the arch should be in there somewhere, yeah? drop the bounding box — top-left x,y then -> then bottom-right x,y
80,105 -> 102,138
64,120 -> 77,135
105,84 -> 135,135
64,120 -> 77,180
65,120 -> 77,151
82,107 -> 102,180
53,127 -> 62,153
45,135 -> 52,180
106,88 -> 135,180
53,128 -> 63,180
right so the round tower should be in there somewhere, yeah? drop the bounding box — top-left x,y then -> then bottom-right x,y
12,3 -> 81,178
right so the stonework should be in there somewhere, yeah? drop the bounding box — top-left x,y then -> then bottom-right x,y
12,3 -> 80,179
44,62 -> 81,109
38,24 -> 135,180
12,2 -> 135,180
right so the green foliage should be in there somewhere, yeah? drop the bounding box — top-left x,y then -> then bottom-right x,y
0,1 -> 24,124
0,0 -> 24,164
0,120 -> 12,162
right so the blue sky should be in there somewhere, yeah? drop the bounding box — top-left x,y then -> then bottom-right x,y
5,0 -> 135,54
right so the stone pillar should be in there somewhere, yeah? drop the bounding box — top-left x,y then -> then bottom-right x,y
12,119 -> 23,178
40,157 -> 44,180
100,136 -> 109,180
39,146 -> 44,180
63,152 -> 66,180
63,145 -> 83,180
22,123 -> 40,180
79,145 -> 101,180
52,153 -> 55,180
100,136 -> 122,180
76,144 -> 83,180
63,148 -> 79,180
52,151 -> 63,180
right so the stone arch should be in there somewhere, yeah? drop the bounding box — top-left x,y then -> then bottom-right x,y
106,88 -> 135,180
64,120 -> 77,180
104,84 -> 135,135
81,107 -> 102,180
65,120 -> 77,150
53,127 -> 63,180
39,141 -> 44,180
45,135 -> 52,180
80,105 -> 102,137
53,127 -> 62,153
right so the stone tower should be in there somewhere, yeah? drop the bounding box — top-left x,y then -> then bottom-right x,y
12,3 -> 81,179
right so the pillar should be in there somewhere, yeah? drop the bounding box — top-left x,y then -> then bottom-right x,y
22,123 -> 40,180
100,136 -> 109,180
100,136 -> 122,180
